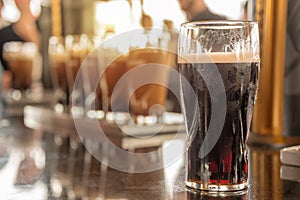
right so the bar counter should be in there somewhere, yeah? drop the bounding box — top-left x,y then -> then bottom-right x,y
0,113 -> 300,200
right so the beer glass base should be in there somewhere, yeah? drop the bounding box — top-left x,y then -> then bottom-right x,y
185,180 -> 248,192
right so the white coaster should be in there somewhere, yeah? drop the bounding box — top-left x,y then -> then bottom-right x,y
280,145 -> 300,167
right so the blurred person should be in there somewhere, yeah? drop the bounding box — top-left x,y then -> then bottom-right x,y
165,0 -> 226,112
0,0 -> 40,71
178,0 -> 226,21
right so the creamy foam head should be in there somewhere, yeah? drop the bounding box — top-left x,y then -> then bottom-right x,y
178,52 -> 259,63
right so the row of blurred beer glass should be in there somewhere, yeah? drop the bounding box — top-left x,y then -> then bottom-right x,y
48,34 -> 100,111
48,31 -> 176,122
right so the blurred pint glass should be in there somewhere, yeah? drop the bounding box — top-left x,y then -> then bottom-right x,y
99,30 -> 175,119
3,42 -> 41,92
49,36 -> 69,106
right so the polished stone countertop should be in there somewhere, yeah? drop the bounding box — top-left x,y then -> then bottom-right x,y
0,115 -> 300,200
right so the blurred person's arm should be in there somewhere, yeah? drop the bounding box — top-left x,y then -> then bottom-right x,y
12,0 -> 40,46
0,0 -> 40,71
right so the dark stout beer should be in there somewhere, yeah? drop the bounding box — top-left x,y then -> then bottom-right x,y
179,53 -> 259,189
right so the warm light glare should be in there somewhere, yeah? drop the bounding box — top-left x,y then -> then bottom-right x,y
30,0 -> 41,17
1,0 -> 41,22
0,150 -> 47,199
205,0 -> 247,19
93,0 -> 246,35
94,1 -> 131,36
143,0 -> 186,29
2,0 -> 20,22
94,0 -> 186,36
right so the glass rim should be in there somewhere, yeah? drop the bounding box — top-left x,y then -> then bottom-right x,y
180,20 -> 258,30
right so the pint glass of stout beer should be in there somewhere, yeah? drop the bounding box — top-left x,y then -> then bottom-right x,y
178,21 -> 260,192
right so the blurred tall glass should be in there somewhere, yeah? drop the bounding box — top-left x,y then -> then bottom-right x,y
99,30 -> 175,119
3,42 -> 42,98
65,34 -> 97,115
178,21 -> 260,192
49,34 -> 95,111
49,36 -> 69,106
81,44 -> 102,112
65,34 -> 91,97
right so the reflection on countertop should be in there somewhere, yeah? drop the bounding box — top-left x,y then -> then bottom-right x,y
0,116 -> 300,199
